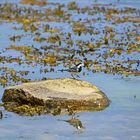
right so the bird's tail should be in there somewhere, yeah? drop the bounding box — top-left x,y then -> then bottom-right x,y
58,69 -> 69,72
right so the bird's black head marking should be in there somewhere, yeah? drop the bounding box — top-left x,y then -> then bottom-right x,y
76,63 -> 84,72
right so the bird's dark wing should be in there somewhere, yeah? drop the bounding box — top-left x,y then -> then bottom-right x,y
68,66 -> 78,72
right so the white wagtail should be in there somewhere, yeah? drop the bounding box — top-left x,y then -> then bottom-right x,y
59,62 -> 84,79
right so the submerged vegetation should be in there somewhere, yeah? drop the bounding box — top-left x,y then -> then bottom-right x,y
0,0 -> 139,87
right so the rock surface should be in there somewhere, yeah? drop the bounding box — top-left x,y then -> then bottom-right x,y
2,78 -> 110,115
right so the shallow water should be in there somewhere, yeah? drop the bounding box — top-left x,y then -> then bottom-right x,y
0,73 -> 140,140
0,0 -> 140,140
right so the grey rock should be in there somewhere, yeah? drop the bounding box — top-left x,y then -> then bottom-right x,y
2,78 -> 110,115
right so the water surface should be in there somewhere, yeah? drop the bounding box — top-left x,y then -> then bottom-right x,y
0,0 -> 140,140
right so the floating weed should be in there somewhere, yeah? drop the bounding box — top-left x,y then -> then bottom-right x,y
44,28 -> 60,33
73,22 -> 93,36
104,36 -> 109,45
0,76 -> 8,87
0,1 -> 140,86
44,6 -> 65,17
86,42 -> 95,50
43,55 -> 57,64
67,2 -> 78,10
30,24 -> 38,32
52,6 -> 65,17
84,58 -> 93,68
65,39 -> 74,47
127,43 -> 140,53
0,67 -> 30,87
6,45 -> 33,52
20,0 -> 47,6
34,37 -> 46,42
17,17 -> 36,24
46,35 -> 60,43
136,36 -> 140,40
9,35 -> 22,41
109,47 -> 124,55
25,55 -> 39,62
105,26 -> 114,33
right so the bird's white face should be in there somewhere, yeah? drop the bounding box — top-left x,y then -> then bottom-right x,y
77,63 -> 84,68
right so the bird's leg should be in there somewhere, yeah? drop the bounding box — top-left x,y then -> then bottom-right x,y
71,74 -> 76,79
76,75 -> 80,78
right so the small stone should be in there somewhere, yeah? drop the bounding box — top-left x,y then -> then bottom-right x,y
0,111 -> 3,119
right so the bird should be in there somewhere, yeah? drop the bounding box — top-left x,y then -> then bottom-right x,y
59,62 -> 84,79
